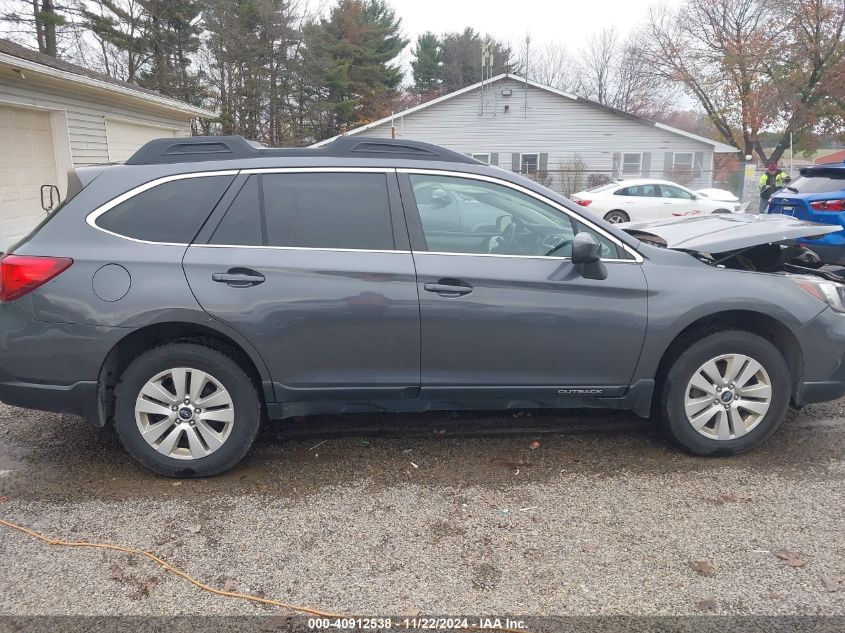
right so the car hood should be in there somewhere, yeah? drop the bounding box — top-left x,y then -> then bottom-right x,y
620,213 -> 840,252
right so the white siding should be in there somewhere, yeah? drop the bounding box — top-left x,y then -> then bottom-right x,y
0,74 -> 191,167
359,78 -> 715,189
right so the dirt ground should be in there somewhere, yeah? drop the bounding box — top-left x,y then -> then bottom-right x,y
1,399 -> 843,628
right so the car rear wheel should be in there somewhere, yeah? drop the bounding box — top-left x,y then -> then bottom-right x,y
712,208 -> 732,214
603,210 -> 630,224
658,330 -> 790,455
114,342 -> 261,477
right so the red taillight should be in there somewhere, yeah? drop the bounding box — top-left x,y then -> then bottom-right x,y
810,199 -> 845,212
0,255 -> 73,302
576,200 -> 592,206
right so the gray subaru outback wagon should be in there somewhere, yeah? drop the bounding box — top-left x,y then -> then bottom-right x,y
2,135 -> 845,477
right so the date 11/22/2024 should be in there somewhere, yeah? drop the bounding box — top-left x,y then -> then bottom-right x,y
306,617 -> 529,631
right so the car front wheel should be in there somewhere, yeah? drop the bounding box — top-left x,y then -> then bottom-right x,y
658,330 -> 790,455
114,342 -> 261,477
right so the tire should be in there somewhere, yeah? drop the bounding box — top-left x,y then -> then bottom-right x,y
712,208 -> 732,214
603,210 -> 630,224
658,330 -> 790,455
114,342 -> 261,477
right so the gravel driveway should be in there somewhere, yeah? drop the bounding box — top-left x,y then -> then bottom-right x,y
1,400 -> 843,629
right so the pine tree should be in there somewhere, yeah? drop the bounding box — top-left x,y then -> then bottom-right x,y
411,32 -> 441,91
303,0 -> 407,139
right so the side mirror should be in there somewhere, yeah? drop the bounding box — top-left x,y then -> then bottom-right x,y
571,232 -> 608,280
431,189 -> 450,207
572,232 -> 602,264
41,184 -> 60,213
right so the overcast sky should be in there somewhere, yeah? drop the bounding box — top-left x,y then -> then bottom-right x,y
389,0 -> 684,61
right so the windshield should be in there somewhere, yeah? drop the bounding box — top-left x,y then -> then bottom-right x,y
788,171 -> 845,194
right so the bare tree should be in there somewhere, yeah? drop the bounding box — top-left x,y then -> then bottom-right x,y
519,39 -> 573,90
641,0 -> 845,163
574,26 -> 674,117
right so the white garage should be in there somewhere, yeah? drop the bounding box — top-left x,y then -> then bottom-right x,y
0,104 -> 60,246
0,38 -> 215,249
105,117 -> 179,163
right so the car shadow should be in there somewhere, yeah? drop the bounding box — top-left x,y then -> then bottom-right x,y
0,404 -> 840,502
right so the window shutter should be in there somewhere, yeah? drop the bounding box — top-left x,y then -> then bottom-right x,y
663,152 -> 674,178
512,153 -> 520,172
693,151 -> 704,179
642,152 -> 652,178
539,153 -> 548,177
490,152 -> 499,166
612,152 -> 622,179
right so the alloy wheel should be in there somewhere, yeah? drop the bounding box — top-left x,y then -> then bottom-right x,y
134,367 -> 235,460
683,353 -> 772,440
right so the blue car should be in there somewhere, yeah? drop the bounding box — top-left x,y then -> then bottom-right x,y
767,162 -> 845,264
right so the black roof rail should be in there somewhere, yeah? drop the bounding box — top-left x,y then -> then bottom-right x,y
124,135 -> 479,166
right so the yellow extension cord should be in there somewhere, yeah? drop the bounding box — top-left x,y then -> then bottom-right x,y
0,517 -> 527,633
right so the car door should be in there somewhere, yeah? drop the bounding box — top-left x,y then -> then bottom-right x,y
183,169 -> 421,403
615,184 -> 665,220
398,170 -> 648,400
658,184 -> 698,216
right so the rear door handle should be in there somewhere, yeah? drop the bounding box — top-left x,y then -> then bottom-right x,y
212,268 -> 265,287
424,281 -> 473,297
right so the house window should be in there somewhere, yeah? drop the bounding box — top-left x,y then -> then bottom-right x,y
673,152 -> 694,174
622,153 -> 642,176
521,153 -> 539,174
471,153 -> 491,165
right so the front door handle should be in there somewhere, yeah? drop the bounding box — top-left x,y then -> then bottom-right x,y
212,268 -> 265,288
424,280 -> 473,297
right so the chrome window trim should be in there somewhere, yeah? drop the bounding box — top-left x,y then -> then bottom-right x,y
398,168 -> 644,263
85,170 -> 239,246
192,244 -> 410,255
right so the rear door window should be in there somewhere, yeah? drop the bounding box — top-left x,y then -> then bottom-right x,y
262,173 -> 394,250
789,172 -> 845,194
97,175 -> 234,243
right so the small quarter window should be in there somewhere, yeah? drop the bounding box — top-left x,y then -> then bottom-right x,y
97,175 -> 234,243
210,176 -> 263,246
472,153 -> 491,165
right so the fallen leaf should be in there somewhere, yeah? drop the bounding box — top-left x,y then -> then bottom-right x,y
695,598 -> 718,612
529,439 -> 542,450
108,565 -> 123,581
171,481 -> 183,487
187,524 -> 201,534
223,578 -> 237,592
582,542 -> 599,553
0,495 -> 8,503
141,577 -> 159,597
822,576 -> 843,592
768,591 -> 782,600
775,550 -> 805,567
689,560 -> 715,577
719,492 -> 752,502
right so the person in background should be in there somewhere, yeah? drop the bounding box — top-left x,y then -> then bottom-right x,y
759,162 -> 790,213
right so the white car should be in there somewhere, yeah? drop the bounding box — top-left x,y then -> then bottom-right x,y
571,179 -> 742,224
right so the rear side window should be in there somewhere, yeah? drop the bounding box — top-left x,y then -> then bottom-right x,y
790,172 -> 845,194
97,175 -> 234,243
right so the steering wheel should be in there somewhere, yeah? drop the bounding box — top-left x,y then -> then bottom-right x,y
542,234 -> 572,257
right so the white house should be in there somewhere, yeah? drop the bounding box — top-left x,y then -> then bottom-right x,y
316,73 -> 736,195
0,38 -> 215,248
